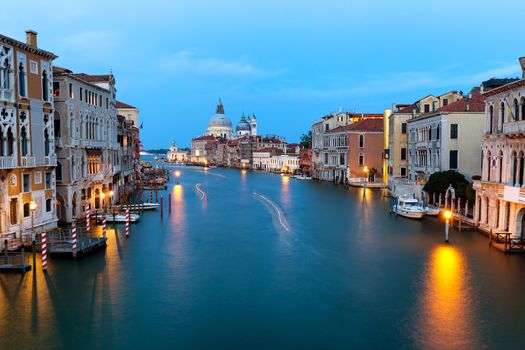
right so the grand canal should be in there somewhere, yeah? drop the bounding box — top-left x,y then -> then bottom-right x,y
1,164 -> 525,349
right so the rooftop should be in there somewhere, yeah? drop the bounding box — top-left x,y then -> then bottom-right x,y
117,101 -> 137,109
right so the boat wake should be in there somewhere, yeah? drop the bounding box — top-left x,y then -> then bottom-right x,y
253,192 -> 290,232
197,170 -> 227,178
195,183 -> 206,200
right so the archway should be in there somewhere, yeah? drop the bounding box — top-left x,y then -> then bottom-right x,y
516,207 -> 525,239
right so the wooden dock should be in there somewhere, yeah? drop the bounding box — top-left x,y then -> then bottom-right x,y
0,250 -> 32,273
48,230 -> 107,258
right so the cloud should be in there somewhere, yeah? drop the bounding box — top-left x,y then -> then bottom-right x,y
158,51 -> 274,78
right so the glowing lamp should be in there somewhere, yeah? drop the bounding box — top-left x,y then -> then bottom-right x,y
444,210 -> 452,220
29,200 -> 37,211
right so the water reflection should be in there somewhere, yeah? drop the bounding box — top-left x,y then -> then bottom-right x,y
171,184 -> 186,228
414,245 -> 478,349
281,175 -> 290,206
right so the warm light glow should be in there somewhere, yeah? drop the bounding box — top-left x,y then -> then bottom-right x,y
363,166 -> 369,174
101,193 -> 106,200
29,200 -> 37,211
175,170 -> 181,177
242,162 -> 246,168
241,169 -> 247,175
109,190 -> 114,197
443,210 -> 452,220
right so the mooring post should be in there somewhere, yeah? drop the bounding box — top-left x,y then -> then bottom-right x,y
32,236 -> 36,268
168,193 -> 172,213
150,189 -> 153,203
85,205 -> 90,234
489,228 -> 492,246
4,239 -> 7,264
125,208 -> 130,238
42,232 -> 48,272
102,216 -> 107,239
72,219 -> 77,258
160,196 -> 164,217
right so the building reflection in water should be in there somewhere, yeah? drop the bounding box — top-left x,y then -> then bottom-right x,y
171,184 -> 186,228
414,245 -> 479,349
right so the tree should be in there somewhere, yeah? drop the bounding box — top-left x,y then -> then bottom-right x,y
423,170 -> 473,200
300,131 -> 312,149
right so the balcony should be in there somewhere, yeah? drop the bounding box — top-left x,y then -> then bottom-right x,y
45,155 -> 57,166
0,88 -> 14,102
21,156 -> 35,167
0,156 -> 16,169
503,121 -> 525,135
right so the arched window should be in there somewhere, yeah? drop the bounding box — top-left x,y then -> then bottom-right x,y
56,161 -> 63,181
7,127 -> 13,156
499,151 -> 503,182
1,59 -> 10,89
489,105 -> 494,133
18,62 -> 26,97
486,151 -> 491,181
521,97 -> 525,121
23,202 -> 30,217
20,127 -> 28,156
44,129 -> 50,156
54,111 -> 61,138
500,102 -> 505,128
428,127 -> 432,140
42,70 -> 49,101
358,134 -> 364,148
514,98 -> 519,122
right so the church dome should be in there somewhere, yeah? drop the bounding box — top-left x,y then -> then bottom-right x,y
236,115 -> 251,132
207,99 -> 232,128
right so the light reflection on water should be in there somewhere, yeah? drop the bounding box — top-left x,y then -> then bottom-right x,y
413,245 -> 479,350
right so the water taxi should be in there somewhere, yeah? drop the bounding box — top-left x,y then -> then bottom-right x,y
393,197 -> 426,219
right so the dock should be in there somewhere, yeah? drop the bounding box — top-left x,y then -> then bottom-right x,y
0,250 -> 32,273
48,230 -> 107,258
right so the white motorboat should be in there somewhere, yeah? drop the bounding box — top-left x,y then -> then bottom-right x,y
393,197 -> 426,219
424,207 -> 441,216
294,175 -> 312,180
94,213 -> 140,223
121,202 -> 160,211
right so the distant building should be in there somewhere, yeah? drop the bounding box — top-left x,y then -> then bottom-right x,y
167,141 -> 189,163
347,118 -> 384,182
191,135 -> 218,164
236,113 -> 257,137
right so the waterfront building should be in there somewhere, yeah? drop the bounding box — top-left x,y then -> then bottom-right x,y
407,93 -> 485,183
117,101 -> 139,127
0,31 -> 58,237
206,99 -> 233,140
347,118 -> 384,182
253,148 -> 283,171
167,141 -> 189,163
53,66 -> 121,222
299,148 -> 312,175
115,114 -> 139,203
311,110 -> 382,182
473,57 -> 525,238
387,104 -> 415,185
191,135 -> 218,164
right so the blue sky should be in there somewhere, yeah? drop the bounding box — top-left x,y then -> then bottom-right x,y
3,0 -> 525,148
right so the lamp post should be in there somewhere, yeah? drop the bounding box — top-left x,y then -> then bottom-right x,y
29,200 -> 37,242
109,190 -> 114,213
175,171 -> 181,185
444,210 -> 452,242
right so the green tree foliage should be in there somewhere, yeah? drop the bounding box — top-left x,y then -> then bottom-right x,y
300,131 -> 312,149
423,170 -> 474,200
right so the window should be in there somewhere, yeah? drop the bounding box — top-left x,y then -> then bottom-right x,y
20,126 -> 28,156
10,198 -> 18,225
106,97 -> 109,108
23,173 -> 30,192
358,153 -> 364,166
325,124 -> 329,132
23,203 -> 30,217
401,123 -> 407,134
359,134 -> 364,148
18,63 -> 26,97
424,104 -> 430,113
443,98 -> 449,106
339,153 -> 345,165
324,153 -> 328,165
400,167 -> 407,177
45,172 -> 51,189
34,171 -> 42,184
53,81 -> 60,97
401,147 -> 407,160
46,198 -> 52,212
450,124 -> 458,139
449,150 -> 458,169
69,83 -> 74,98
42,71 -> 49,101
436,125 -> 440,140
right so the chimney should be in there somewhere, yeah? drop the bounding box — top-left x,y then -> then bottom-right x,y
520,57 -> 525,79
25,30 -> 38,47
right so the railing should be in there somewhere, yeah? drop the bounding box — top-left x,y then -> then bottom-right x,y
0,88 -> 14,102
503,121 -> 525,134
0,156 -> 16,168
510,238 -> 525,250
21,156 -> 35,167
45,155 -> 57,166
0,250 -> 31,268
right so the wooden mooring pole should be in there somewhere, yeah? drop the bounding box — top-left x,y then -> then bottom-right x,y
168,193 -> 171,213
160,196 -> 164,217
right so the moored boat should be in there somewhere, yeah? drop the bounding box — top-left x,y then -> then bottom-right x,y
121,202 -> 160,211
393,197 -> 425,219
94,213 -> 140,223
424,207 -> 441,216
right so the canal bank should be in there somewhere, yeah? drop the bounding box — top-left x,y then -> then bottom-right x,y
1,164 -> 525,349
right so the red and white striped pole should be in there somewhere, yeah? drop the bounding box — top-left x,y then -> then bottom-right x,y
102,216 -> 107,238
85,205 -> 90,233
72,219 -> 77,257
125,208 -> 130,238
42,232 -> 48,271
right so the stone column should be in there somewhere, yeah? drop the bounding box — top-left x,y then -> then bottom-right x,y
474,194 -> 480,225
509,203 -> 518,238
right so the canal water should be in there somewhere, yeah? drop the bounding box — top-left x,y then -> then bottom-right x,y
1,163 -> 525,349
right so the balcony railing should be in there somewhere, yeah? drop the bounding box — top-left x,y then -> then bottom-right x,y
21,156 -> 35,167
45,155 -> 57,166
0,156 -> 16,168
0,88 -> 14,102
503,121 -> 525,134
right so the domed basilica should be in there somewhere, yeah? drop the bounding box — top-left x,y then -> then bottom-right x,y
205,99 -> 257,140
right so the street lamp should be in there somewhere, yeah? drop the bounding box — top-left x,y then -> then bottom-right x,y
101,192 -> 106,213
175,170 -> 181,185
443,210 -> 452,242
29,200 -> 37,241
363,166 -> 369,182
